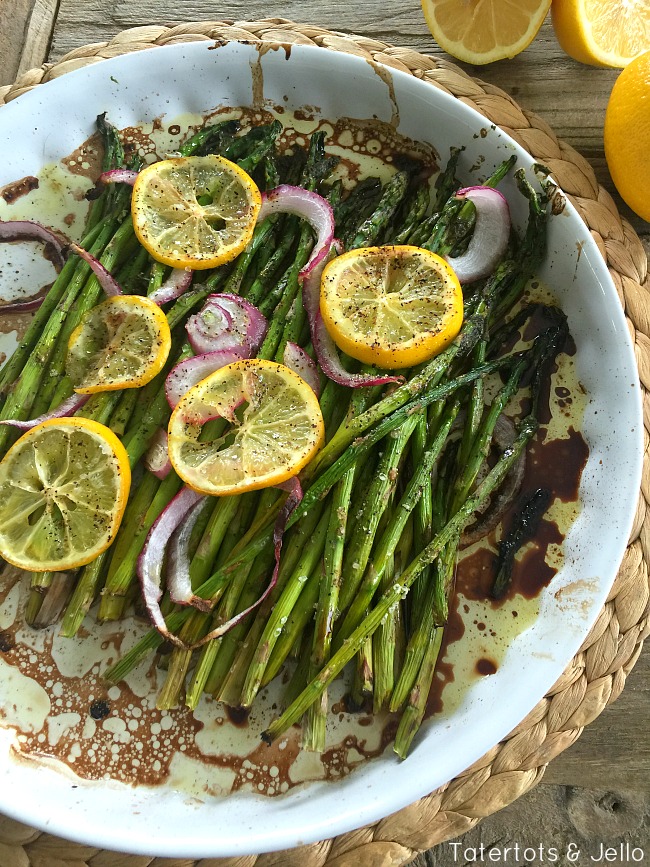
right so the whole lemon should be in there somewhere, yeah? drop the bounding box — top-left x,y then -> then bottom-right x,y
604,50 -> 650,222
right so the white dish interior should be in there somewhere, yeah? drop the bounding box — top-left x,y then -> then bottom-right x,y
0,41 -> 642,857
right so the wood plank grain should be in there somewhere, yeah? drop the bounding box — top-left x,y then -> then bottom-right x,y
543,646 -> 650,792
412,781 -> 649,866
0,0 -> 37,86
17,0 -> 61,78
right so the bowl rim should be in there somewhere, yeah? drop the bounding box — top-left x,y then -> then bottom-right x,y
0,37 -> 643,858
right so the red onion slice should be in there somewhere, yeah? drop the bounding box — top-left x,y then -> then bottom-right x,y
167,498 -> 212,611
446,186 -> 511,284
137,485 -> 204,646
283,342 -> 321,397
0,219 -> 67,271
68,242 -> 123,297
0,288 -> 48,313
165,346 -> 249,409
86,169 -> 139,200
191,477 -> 304,649
149,268 -> 193,306
303,244 -> 402,389
0,392 -> 90,429
185,294 -> 268,356
257,185 -> 335,280
98,169 -> 138,186
143,428 -> 172,479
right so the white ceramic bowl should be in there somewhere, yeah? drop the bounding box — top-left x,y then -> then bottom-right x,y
0,41 -> 642,858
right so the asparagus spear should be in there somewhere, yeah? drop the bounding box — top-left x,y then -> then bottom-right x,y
336,399 -> 460,643
349,170 -> 410,249
302,467 -> 355,751
262,415 -> 539,744
238,505 -> 332,708
0,214 -> 132,448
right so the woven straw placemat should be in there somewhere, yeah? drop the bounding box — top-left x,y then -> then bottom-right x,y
0,19 -> 648,867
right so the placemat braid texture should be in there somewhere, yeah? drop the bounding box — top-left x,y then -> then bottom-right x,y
0,19 -> 648,867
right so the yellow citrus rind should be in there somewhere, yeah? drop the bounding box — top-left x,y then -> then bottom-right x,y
0,417 -> 131,572
66,294 -> 172,394
604,50 -> 650,222
168,358 -> 325,496
421,0 -> 552,65
552,0 -> 650,69
131,155 -> 262,270
320,245 -> 463,370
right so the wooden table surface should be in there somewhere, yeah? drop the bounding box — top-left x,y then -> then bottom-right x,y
1,1 -> 649,862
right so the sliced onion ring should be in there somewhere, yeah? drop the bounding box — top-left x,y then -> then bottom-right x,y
283,342 -> 321,397
0,287 -> 48,313
143,428 -> 172,479
446,186 -> 511,284
137,485 -> 205,646
97,168 -> 138,186
149,268 -> 193,306
68,242 -> 123,297
185,294 -> 268,356
0,392 -> 90,430
167,498 -> 212,611
257,185 -> 335,281
0,219 -> 67,271
303,243 -> 403,389
190,477 -> 304,649
86,169 -> 139,200
165,346 -> 248,409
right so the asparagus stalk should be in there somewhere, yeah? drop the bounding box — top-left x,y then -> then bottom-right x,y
337,415 -> 419,615
262,415 -> 538,744
24,571 -> 58,627
238,504 -> 332,708
96,470 -> 183,622
336,401 -> 459,642
0,215 -> 131,445
393,626 -> 444,758
302,467 -> 355,751
349,170 -> 410,249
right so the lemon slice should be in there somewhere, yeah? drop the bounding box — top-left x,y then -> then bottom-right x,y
320,245 -> 463,370
421,0 -> 552,65
552,0 -> 649,68
131,155 -> 262,270
66,295 -> 171,394
0,418 -> 130,572
168,359 -> 324,496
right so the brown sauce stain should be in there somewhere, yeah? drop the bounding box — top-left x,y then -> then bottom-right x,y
525,429 -> 589,504
426,603 -> 464,716
1,175 -> 39,204
475,658 -> 498,676
226,730 -> 301,796
425,376 -> 589,718
368,60 -> 399,128
61,134 -> 102,180
250,56 -> 265,109
0,310 -> 34,338
225,705 -> 250,727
